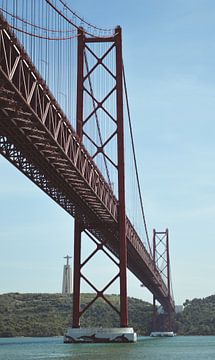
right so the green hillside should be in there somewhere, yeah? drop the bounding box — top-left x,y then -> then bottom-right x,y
0,293 -> 153,337
1,293 -> 215,337
175,295 -> 215,335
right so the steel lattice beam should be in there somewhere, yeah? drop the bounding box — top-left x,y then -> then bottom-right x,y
0,12 -> 174,314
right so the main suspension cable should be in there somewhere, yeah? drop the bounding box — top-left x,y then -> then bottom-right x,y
122,64 -> 152,257
57,0 -> 113,33
0,7 -> 75,33
3,23 -> 79,40
45,0 -> 115,38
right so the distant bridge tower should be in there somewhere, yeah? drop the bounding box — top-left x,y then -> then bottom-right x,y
151,230 -> 175,335
62,255 -> 72,294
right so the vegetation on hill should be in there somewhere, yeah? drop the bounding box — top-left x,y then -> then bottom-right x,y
0,293 -> 153,337
175,295 -> 215,335
1,293 -> 215,337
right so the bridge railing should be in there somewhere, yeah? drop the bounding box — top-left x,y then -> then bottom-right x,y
0,12 -> 174,311
0,12 -> 119,220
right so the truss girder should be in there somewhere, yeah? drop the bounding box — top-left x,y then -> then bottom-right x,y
0,13 -> 173,311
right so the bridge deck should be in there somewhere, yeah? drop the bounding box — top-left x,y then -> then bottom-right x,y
0,13 -> 174,311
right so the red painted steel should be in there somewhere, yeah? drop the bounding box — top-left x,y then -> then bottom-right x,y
152,229 -> 174,330
115,27 -> 128,327
71,25 -> 128,328
72,27 -> 85,329
166,229 -> 172,330
0,12 -> 174,325
73,220 -> 82,328
152,230 -> 156,330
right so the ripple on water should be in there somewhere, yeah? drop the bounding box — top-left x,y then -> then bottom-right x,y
0,336 -> 215,360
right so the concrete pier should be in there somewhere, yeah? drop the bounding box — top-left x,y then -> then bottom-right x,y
150,331 -> 175,337
64,327 -> 137,343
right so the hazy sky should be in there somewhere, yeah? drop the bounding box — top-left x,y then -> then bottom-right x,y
1,0 -> 215,305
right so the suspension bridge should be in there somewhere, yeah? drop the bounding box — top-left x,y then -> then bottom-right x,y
0,0 -> 175,343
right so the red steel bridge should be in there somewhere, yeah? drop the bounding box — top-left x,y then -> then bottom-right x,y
0,0 -> 175,336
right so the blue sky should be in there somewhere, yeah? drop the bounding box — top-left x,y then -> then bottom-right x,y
1,0 -> 215,305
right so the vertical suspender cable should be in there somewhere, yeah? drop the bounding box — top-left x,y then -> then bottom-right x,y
122,64 -> 152,257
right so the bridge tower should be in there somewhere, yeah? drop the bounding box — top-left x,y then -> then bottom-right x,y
64,26 -> 136,343
0,3 -> 174,344
151,229 -> 175,336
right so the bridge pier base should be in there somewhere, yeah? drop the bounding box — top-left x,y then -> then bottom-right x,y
150,331 -> 175,338
64,327 -> 137,343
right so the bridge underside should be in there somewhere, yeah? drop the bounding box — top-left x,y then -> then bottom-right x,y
0,12 -> 174,314
0,77 -> 171,311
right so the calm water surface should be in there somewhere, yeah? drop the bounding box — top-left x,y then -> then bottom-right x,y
0,336 -> 215,360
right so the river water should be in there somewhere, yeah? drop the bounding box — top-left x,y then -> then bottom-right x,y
0,336 -> 215,360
